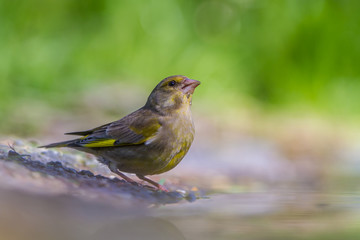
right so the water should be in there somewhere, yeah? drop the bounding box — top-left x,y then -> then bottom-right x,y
154,191 -> 360,240
2,188 -> 360,240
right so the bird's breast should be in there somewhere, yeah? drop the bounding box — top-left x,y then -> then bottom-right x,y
147,109 -> 194,174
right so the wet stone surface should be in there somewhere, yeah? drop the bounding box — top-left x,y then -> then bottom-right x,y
0,142 -> 199,206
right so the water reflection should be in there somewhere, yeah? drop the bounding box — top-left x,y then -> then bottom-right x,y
1,187 -> 360,240
156,192 -> 360,240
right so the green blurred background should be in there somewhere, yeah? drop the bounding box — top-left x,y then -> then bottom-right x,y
1,0 -> 360,136
1,2 -> 360,238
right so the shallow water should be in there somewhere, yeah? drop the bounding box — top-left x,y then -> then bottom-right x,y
153,191 -> 360,240
74,190 -> 360,240
2,188 -> 360,240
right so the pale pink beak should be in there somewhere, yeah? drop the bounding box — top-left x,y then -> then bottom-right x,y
181,78 -> 201,94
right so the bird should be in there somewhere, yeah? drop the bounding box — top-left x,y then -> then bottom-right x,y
40,75 -> 200,191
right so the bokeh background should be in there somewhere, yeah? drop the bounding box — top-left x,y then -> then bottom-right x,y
1,0 -> 360,135
1,0 -> 360,239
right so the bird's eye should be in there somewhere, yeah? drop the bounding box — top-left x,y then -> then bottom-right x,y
168,80 -> 176,87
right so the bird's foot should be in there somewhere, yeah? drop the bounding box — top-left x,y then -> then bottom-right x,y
111,167 -> 168,192
156,184 -> 169,192
136,174 -> 169,192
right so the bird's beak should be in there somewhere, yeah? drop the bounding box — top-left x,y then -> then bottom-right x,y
181,78 -> 201,94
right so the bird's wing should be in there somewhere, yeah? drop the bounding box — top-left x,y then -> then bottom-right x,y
69,108 -> 161,148
65,123 -> 110,136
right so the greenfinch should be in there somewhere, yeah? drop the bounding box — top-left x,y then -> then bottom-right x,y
41,75 -> 200,191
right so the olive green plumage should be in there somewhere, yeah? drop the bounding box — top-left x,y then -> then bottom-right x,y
41,75 -> 200,190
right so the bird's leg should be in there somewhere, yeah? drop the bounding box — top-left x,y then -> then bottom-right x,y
114,170 -> 137,183
108,162 -> 137,184
136,174 -> 169,192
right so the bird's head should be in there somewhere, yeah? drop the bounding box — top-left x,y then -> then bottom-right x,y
145,75 -> 201,114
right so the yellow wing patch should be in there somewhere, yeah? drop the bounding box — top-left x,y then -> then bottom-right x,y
83,139 -> 116,148
80,134 -> 89,140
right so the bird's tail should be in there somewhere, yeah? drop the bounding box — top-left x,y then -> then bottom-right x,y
39,139 -> 78,148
